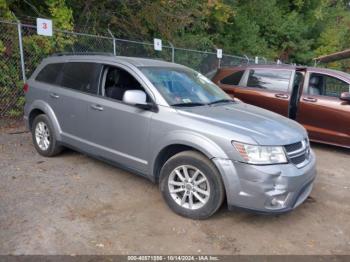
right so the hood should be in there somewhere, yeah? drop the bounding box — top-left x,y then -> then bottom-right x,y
176,102 -> 307,146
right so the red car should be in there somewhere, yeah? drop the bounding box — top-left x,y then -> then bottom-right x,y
212,65 -> 350,148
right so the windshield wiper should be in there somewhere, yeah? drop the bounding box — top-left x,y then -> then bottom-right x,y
171,102 -> 207,107
207,99 -> 235,105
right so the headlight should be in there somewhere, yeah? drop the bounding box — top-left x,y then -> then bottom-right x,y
233,142 -> 287,165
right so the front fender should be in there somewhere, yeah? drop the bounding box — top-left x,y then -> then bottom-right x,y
27,100 -> 62,141
150,130 -> 229,175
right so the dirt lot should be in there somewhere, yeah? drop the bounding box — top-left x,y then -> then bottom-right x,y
0,122 -> 349,255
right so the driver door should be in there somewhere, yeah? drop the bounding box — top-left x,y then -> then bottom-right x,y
297,71 -> 350,147
85,64 -> 155,174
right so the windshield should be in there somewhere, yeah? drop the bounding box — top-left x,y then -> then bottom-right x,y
140,67 -> 231,106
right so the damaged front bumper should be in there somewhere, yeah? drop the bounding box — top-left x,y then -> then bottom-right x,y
213,150 -> 317,214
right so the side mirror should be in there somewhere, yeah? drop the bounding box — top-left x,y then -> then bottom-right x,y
123,90 -> 155,110
340,92 -> 350,102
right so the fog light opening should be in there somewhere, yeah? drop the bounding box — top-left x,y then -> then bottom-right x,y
270,194 -> 289,208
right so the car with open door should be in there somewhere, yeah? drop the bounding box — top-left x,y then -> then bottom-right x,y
212,65 -> 350,148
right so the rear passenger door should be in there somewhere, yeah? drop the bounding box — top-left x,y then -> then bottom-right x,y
221,68 -> 293,117
48,62 -> 102,144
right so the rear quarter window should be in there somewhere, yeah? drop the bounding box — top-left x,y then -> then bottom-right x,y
35,63 -> 64,85
220,70 -> 244,85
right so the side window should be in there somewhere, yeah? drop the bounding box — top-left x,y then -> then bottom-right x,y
102,66 -> 149,102
35,63 -> 64,85
308,73 -> 350,97
220,70 -> 244,85
325,76 -> 349,97
59,62 -> 102,94
247,69 -> 292,92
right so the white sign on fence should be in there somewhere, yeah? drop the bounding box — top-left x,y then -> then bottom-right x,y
217,49 -> 222,59
154,38 -> 162,51
255,56 -> 259,64
36,18 -> 53,36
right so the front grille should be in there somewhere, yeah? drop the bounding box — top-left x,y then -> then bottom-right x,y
284,139 -> 310,168
284,142 -> 303,153
290,153 -> 307,165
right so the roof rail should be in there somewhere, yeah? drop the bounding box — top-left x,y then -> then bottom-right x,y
51,52 -> 115,57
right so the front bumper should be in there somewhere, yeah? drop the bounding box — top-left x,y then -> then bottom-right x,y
213,150 -> 316,214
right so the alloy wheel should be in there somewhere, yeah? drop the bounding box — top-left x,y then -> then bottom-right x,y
35,121 -> 50,151
168,165 -> 210,210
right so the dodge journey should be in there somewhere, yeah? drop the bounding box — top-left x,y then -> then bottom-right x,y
24,54 -> 316,219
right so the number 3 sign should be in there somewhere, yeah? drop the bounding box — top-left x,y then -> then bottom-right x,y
36,18 -> 53,36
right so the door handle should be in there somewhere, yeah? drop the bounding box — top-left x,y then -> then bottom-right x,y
50,93 -> 59,99
90,104 -> 104,111
275,93 -> 289,99
303,97 -> 317,102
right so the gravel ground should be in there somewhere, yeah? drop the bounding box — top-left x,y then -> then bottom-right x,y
0,123 -> 349,255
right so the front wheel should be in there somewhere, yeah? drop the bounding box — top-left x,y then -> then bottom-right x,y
160,151 -> 225,219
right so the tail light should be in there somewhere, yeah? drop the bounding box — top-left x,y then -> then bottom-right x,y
23,83 -> 29,93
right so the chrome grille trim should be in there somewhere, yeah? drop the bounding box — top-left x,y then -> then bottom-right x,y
284,139 -> 310,168
284,141 -> 302,153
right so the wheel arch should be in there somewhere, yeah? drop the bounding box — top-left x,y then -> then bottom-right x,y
28,108 -> 45,130
151,131 -> 229,183
153,144 -> 203,183
27,100 -> 62,140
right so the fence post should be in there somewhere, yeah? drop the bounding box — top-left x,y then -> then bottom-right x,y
168,41 -> 175,63
107,29 -> 116,55
17,22 -> 26,82
113,38 -> 116,55
244,55 -> 250,64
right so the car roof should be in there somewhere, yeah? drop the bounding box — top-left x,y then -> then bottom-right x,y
43,54 -> 185,69
220,64 -> 350,80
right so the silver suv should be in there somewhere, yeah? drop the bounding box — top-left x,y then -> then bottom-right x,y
24,54 -> 316,219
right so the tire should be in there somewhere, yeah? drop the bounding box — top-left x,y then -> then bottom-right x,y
31,114 -> 63,157
160,150 -> 225,219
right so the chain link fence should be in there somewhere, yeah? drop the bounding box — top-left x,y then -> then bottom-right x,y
114,38 -> 173,62
0,21 -> 23,118
21,25 -> 115,78
0,19 -> 276,119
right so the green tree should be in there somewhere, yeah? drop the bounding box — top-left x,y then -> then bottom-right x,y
2,0 -> 350,66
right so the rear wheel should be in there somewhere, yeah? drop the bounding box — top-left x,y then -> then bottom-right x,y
32,114 -> 62,157
160,151 -> 225,219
